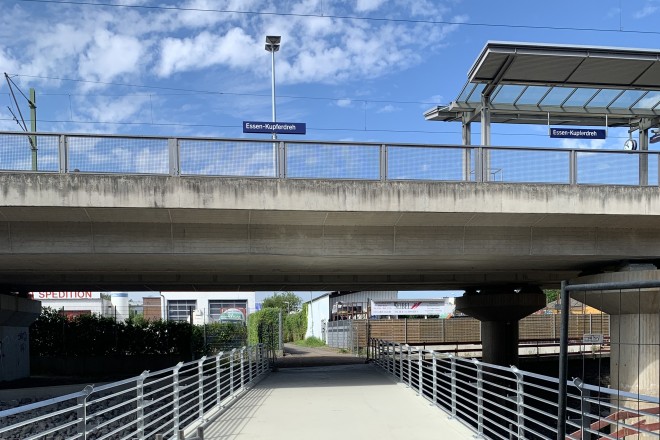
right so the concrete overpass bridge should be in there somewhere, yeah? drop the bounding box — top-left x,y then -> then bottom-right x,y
2,128 -> 660,391
1,132 -> 660,292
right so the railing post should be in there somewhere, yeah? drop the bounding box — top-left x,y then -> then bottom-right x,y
168,138 -> 180,176
77,385 -> 93,440
450,355 -> 457,418
474,359 -> 484,437
215,353 -> 223,407
248,346 -> 253,382
388,342 -> 393,374
475,147 -> 485,182
574,378 -> 592,438
513,366 -> 525,439
173,362 -> 183,439
418,349 -> 423,396
380,144 -> 387,182
58,135 -> 68,173
399,344 -> 404,382
407,346 -> 412,388
432,352 -> 437,405
258,344 -> 264,375
240,347 -> 246,389
197,356 -> 207,422
229,349 -> 236,395
137,371 -> 149,440
569,149 -> 577,185
278,141 -> 285,178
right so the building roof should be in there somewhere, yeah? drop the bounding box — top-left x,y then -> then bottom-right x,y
425,41 -> 660,128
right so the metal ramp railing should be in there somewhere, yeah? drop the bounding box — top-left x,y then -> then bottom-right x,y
0,344 -> 269,440
371,339 -> 660,440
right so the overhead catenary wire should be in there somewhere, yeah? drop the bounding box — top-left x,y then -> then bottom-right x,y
4,73 -> 30,132
16,0 -> 660,36
0,116 -> 641,139
8,73 -> 445,106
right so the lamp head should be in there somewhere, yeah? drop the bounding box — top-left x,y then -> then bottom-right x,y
265,35 -> 281,52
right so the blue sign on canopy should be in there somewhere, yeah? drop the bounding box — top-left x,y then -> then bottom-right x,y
549,128 -> 606,140
243,121 -> 306,135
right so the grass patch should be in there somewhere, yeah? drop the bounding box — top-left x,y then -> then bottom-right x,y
294,337 -> 326,347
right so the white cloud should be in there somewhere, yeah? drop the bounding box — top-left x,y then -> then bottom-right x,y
78,29 -> 145,84
81,95 -> 151,124
633,4 -> 658,18
336,99 -> 353,107
0,0 -> 466,135
156,28 -> 257,77
356,0 -> 386,12
376,104 -> 398,113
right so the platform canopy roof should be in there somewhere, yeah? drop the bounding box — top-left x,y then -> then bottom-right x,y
425,41 -> 660,128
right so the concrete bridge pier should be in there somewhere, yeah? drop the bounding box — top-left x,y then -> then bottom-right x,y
0,294 -> 41,381
571,269 -> 660,400
455,286 -> 546,366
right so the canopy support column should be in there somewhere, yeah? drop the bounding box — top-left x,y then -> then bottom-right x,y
462,112 -> 472,181
639,118 -> 652,186
480,95 -> 491,181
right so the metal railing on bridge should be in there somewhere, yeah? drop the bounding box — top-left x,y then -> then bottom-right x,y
1,131 -> 658,186
371,339 -> 660,440
0,344 -> 269,440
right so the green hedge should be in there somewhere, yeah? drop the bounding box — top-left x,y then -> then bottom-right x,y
247,307 -> 280,348
30,307 -> 246,358
246,305 -> 308,348
284,304 -> 307,342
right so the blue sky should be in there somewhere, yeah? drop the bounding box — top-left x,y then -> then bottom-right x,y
3,0 -> 659,302
1,0 -> 658,148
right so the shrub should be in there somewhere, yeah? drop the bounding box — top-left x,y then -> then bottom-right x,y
30,307 -> 246,358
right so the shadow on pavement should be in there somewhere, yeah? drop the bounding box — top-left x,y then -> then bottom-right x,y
275,343 -> 367,368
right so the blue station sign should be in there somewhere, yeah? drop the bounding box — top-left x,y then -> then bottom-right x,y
243,121 -> 306,135
549,128 -> 606,140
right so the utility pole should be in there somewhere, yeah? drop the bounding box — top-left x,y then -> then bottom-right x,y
29,88 -> 37,171
4,74 -> 38,170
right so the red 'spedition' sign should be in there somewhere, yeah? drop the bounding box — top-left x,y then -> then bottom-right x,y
32,291 -> 101,300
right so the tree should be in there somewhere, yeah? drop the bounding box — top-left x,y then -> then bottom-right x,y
545,289 -> 560,304
262,292 -> 301,313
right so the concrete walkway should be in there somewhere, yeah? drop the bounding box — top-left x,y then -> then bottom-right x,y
203,364 -> 474,440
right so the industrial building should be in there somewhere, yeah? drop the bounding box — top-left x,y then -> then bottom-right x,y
31,291 -> 129,321
159,291 -> 257,324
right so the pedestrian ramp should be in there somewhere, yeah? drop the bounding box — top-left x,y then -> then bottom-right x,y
203,364 -> 474,440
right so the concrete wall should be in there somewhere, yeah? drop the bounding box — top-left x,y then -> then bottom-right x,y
0,326 -> 30,382
0,295 -> 41,381
3,173 -> 660,216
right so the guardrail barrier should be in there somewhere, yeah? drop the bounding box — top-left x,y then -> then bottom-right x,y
0,344 -> 269,440
371,339 -> 659,439
1,131 -> 658,186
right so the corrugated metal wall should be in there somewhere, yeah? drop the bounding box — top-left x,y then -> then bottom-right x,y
329,291 -> 397,309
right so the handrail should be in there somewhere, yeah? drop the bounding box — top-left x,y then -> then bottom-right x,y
1,131 -> 658,186
0,343 -> 269,440
370,338 -> 660,440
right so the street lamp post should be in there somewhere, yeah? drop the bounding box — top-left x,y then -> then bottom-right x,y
265,36 -> 281,140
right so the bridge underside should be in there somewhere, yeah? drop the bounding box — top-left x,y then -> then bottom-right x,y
1,174 -> 660,291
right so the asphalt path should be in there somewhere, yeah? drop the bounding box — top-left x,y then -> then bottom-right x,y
276,343 -> 368,368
